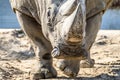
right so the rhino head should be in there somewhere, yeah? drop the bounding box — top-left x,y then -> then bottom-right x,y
47,0 -> 87,59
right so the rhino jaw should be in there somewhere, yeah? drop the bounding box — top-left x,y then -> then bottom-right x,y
51,44 -> 88,60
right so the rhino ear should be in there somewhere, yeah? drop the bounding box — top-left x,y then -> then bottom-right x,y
59,0 -> 78,16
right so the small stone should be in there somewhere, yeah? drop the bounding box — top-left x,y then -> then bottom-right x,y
0,76 -> 2,80
101,74 -> 108,79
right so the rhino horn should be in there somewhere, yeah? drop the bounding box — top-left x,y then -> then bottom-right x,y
59,0 -> 78,16
61,0 -> 86,44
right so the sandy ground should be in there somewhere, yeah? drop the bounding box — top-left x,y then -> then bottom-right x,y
0,29 -> 120,80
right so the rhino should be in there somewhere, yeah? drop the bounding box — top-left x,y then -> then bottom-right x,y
10,0 -> 113,79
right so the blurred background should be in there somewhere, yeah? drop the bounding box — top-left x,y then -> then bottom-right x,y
0,0 -> 120,29
0,0 -> 19,28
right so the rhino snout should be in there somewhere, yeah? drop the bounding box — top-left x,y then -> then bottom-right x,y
60,1 -> 86,45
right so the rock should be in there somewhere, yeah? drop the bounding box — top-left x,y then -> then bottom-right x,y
11,29 -> 25,38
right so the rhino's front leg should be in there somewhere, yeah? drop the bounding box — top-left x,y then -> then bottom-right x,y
80,12 -> 103,68
16,11 -> 57,79
56,59 -> 80,77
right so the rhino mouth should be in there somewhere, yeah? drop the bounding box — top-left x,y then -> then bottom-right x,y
51,43 -> 88,60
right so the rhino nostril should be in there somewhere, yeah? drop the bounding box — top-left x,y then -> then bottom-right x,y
51,47 -> 60,58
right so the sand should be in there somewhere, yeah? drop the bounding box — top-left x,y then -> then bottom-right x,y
0,29 -> 120,80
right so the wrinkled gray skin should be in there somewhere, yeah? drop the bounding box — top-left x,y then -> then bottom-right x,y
10,0 -> 113,79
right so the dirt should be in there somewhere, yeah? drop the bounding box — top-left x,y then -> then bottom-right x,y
0,29 -> 120,80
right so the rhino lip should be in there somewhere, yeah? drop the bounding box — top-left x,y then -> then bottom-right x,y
65,40 -> 82,46
59,44 -> 84,56
51,44 -> 88,59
